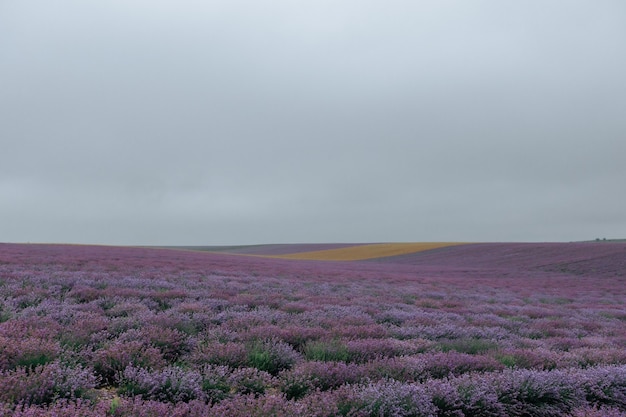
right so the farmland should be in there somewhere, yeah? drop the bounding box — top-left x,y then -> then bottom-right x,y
0,242 -> 625,416
245,242 -> 464,261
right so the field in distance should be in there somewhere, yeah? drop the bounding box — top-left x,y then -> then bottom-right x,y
1,241 -> 625,416
175,242 -> 467,261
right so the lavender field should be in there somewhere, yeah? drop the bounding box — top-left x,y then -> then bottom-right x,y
1,242 -> 625,416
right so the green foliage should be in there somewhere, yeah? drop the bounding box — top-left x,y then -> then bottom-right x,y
280,372 -> 312,400
497,354 -> 519,368
0,311 -> 11,323
247,346 -> 272,373
438,338 -> 498,355
246,339 -> 300,375
108,397 -> 120,416
201,379 -> 230,403
16,353 -> 54,369
303,340 -> 350,362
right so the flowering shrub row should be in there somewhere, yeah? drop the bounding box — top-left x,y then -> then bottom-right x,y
2,364 -> 626,416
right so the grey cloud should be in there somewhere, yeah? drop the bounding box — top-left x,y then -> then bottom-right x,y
1,0 -> 625,244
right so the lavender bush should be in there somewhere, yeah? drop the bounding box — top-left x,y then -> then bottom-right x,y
0,362 -> 97,406
118,365 -> 204,403
246,338 -> 301,375
90,340 -> 165,386
335,379 -> 437,417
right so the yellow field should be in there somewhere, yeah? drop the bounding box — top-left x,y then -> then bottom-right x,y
270,242 -> 465,261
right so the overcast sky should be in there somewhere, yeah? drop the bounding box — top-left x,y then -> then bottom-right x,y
1,1 -> 625,245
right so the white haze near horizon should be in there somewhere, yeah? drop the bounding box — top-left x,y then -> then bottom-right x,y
1,1 -> 625,245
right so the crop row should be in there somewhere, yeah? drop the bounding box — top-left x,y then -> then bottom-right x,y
2,363 -> 626,416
